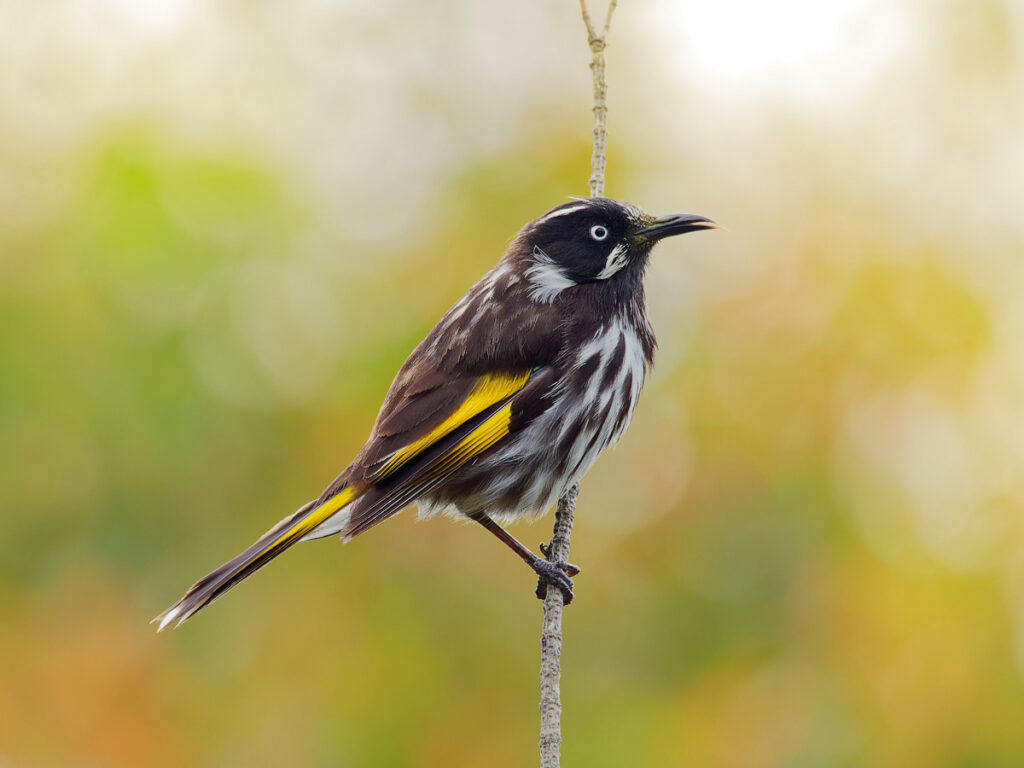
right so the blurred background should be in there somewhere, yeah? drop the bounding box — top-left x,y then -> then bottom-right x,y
2,0 -> 1023,765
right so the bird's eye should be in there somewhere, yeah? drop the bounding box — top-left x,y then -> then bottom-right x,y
590,225 -> 609,241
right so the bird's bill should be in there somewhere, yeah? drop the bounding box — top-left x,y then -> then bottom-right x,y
634,214 -> 717,242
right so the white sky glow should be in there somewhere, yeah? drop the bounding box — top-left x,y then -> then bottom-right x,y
651,0 -> 911,101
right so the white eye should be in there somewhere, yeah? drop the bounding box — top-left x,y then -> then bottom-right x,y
590,225 -> 609,241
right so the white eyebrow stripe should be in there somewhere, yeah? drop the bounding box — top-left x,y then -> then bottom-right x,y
536,204 -> 589,224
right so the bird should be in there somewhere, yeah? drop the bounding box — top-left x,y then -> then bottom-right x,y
155,197 -> 715,631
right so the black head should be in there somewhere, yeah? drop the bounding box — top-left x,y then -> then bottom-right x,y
521,198 -> 715,302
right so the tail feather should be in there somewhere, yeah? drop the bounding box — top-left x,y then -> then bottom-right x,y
154,487 -> 356,631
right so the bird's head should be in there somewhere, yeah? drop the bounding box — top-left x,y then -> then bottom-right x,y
519,197 -> 715,303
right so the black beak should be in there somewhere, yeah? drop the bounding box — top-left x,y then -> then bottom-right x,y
634,214 -> 717,243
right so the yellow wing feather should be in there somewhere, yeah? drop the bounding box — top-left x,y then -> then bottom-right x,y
272,371 -> 529,547
269,485 -> 356,549
375,370 -> 530,479
431,401 -> 516,476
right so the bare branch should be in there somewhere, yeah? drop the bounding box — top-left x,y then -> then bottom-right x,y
583,0 -> 617,197
539,4 -> 619,765
578,0 -> 598,41
602,0 -> 618,36
539,485 -> 577,768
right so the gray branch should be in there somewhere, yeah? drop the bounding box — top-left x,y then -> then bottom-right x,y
579,0 -> 617,198
538,4 -> 618,766
539,484 -> 577,768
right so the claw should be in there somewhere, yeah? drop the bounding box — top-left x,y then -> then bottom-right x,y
536,545 -> 580,576
532,557 -> 576,605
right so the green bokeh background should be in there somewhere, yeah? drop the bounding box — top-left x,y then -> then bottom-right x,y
2,2 -> 1023,766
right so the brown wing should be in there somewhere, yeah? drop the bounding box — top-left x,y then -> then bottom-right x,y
339,366 -> 558,538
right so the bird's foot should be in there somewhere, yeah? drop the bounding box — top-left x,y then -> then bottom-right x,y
538,542 -> 581,575
531,555 -> 581,605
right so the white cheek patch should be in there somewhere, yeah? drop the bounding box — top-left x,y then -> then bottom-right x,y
526,245 -> 577,303
596,243 -> 629,279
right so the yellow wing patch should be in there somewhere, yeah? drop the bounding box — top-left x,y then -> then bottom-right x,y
431,401 -> 515,475
376,370 -> 530,479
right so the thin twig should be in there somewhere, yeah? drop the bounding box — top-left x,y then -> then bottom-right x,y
539,484 -> 577,768
578,0 -> 617,41
581,0 -> 618,197
539,4 -> 618,765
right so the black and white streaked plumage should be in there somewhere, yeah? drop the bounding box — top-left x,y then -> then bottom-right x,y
156,197 -> 715,630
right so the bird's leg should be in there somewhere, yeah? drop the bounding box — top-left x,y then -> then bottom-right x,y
473,515 -> 580,604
